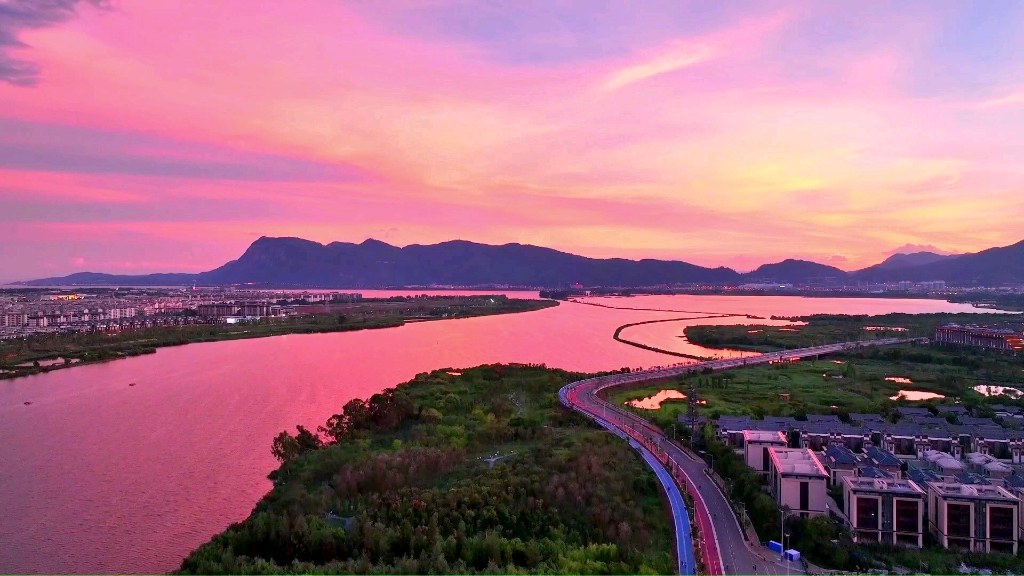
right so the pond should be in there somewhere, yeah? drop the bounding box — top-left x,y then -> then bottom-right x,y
890,390 -> 946,401
973,385 -> 1024,399
626,389 -> 687,410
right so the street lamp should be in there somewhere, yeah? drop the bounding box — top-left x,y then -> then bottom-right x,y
784,531 -> 791,576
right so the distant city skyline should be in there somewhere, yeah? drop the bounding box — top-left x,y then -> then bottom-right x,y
2,1 -> 1023,283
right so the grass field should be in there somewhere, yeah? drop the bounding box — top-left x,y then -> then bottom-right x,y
609,341 -> 1024,429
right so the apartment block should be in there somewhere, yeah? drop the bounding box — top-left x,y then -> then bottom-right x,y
843,477 -> 926,547
767,447 -> 829,518
927,482 -> 1018,554
744,430 -> 788,474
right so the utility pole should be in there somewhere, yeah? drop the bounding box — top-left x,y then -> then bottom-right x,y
688,380 -> 699,442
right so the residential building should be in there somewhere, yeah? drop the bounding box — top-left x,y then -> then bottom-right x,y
843,476 -> 926,547
934,324 -> 1024,352
767,447 -> 829,518
822,444 -> 858,486
743,430 -> 788,474
2,313 -> 28,327
865,447 -> 903,478
927,482 -> 1019,553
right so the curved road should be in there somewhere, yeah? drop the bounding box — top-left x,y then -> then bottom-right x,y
562,338 -> 923,574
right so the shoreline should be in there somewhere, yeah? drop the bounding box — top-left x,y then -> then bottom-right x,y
0,298 -> 558,381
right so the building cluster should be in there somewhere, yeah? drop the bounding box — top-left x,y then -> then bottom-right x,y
935,324 -> 1024,352
708,406 -> 1024,553
0,289 -> 364,339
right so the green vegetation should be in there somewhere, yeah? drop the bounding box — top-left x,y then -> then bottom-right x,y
685,312 -> 1022,352
178,364 -> 675,574
610,344 -> 1024,425
0,296 -> 556,380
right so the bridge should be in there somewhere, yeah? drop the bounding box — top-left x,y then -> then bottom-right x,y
560,337 -> 924,574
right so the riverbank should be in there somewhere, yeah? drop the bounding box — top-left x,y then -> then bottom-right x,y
0,296 -> 557,381
611,317 -> 722,361
177,364 -> 675,574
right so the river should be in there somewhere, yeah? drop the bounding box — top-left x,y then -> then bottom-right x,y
0,294 -> 1006,573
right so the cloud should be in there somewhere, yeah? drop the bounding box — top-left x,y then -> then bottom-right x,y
604,43 -> 717,90
0,0 -> 110,86
884,244 -> 959,256
826,255 -> 848,263
977,91 -> 1024,108
0,119 -> 369,182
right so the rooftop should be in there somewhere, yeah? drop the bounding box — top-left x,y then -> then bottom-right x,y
906,465 -> 943,486
894,407 -> 932,417
844,476 -> 925,495
930,482 -> 1018,502
866,446 -> 901,467
807,414 -> 842,424
743,429 -> 787,444
956,471 -> 991,485
768,447 -> 828,478
858,467 -> 895,479
824,444 -> 858,466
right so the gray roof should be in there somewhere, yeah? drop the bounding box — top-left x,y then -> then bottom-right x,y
960,417 -> 998,427
851,413 -> 885,422
1004,474 -> 1024,489
906,464 -> 943,486
937,405 -> 968,415
825,444 -> 858,466
894,407 -> 932,417
867,447 -> 901,467
807,414 -> 842,424
957,472 -> 991,485
858,467 -> 894,479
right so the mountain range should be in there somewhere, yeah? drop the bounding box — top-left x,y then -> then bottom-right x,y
15,236 -> 1024,288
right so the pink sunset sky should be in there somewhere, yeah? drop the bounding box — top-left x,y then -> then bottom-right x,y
2,0 -> 1023,282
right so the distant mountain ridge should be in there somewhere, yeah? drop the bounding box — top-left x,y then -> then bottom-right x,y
859,251 -> 958,271
15,237 -> 1024,288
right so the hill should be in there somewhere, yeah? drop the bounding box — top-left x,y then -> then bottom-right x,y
745,259 -> 848,284
16,237 -> 1024,288
17,237 -> 742,288
853,240 -> 1024,285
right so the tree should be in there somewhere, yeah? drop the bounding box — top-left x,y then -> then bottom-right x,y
271,426 -> 322,463
271,430 -> 300,463
319,398 -> 371,443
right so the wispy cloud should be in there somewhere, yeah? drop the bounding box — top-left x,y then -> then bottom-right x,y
0,0 -> 110,86
603,42 -> 718,90
977,91 -> 1024,108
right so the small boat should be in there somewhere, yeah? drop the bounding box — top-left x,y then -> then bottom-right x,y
23,401 -> 32,405
128,382 -> 136,387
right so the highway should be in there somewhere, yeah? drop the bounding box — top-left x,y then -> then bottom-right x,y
561,337 -> 923,574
